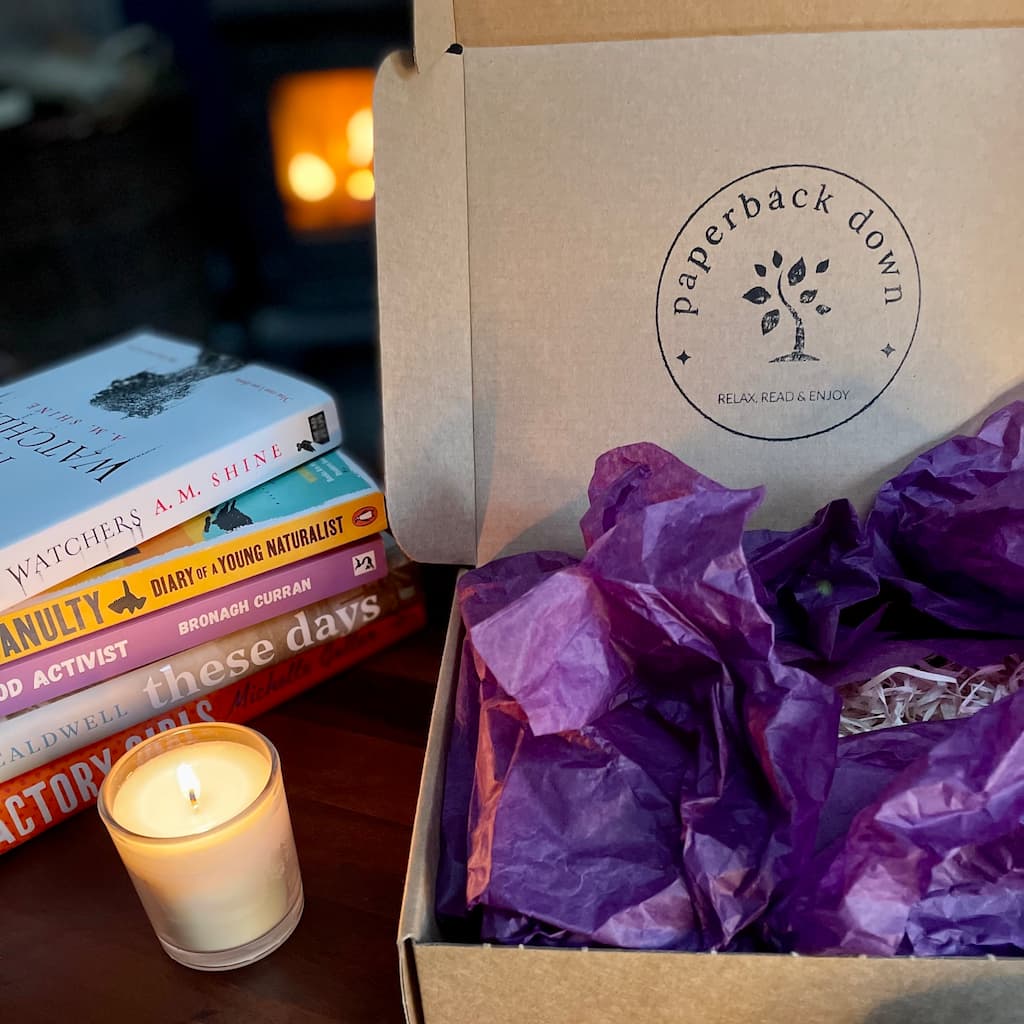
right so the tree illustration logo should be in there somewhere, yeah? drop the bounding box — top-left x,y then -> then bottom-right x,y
742,251 -> 832,362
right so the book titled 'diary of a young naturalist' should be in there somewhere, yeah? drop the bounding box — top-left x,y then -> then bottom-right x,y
0,446 -> 386,667
0,330 -> 342,613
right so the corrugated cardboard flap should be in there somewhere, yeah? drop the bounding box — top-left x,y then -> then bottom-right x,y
380,24 -> 1024,566
398,586 -> 465,1023
411,943 -> 1024,1023
374,50 -> 477,566
414,0 -> 1021,67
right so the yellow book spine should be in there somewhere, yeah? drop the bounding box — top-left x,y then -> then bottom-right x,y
0,491 -> 387,666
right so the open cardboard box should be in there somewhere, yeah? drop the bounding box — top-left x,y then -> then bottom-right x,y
374,3 -> 1024,1021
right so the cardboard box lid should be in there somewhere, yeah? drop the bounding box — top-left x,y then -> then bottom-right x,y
376,15 -> 1024,569
413,0 -> 1021,68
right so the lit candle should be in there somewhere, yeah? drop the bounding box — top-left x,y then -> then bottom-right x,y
98,723 -> 303,971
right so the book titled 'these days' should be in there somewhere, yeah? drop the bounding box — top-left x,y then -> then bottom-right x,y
0,331 -> 341,612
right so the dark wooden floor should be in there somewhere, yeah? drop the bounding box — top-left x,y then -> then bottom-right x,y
0,573 -> 453,1024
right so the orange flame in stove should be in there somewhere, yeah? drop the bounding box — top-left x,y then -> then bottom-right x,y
270,69 -> 376,233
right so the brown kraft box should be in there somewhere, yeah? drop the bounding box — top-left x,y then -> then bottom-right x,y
374,3 -> 1024,1021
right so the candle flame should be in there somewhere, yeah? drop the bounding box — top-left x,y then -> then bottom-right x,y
176,763 -> 201,809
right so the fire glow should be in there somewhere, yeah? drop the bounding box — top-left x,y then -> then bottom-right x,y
270,68 -> 376,232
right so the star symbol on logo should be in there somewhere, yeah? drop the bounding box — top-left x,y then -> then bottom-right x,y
677,351 -> 691,365
881,344 -> 895,358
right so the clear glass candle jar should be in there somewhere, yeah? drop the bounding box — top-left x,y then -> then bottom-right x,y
98,722 -> 303,971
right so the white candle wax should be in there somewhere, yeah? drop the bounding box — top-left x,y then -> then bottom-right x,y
99,724 -> 303,970
111,741 -> 269,838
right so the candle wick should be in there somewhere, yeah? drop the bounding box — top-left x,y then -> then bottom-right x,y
188,788 -> 198,808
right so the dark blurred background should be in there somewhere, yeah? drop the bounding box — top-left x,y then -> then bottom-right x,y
0,0 -> 412,480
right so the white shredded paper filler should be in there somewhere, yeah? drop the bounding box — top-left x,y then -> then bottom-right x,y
838,655 -> 1023,737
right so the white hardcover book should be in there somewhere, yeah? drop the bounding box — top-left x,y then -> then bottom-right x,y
0,331 -> 341,611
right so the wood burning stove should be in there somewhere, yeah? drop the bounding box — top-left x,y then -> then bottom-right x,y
204,0 -> 410,360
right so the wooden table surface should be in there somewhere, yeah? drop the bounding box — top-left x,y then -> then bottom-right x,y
0,572 -> 454,1024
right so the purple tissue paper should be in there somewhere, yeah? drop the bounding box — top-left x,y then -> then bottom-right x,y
438,406 -> 1024,958
867,400 -> 1024,636
442,443 -> 839,950
766,691 -> 1024,956
744,499 -> 881,665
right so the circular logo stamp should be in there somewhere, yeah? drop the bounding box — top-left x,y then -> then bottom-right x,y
656,165 -> 920,441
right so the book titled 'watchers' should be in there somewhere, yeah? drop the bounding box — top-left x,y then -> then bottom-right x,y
0,332 -> 341,612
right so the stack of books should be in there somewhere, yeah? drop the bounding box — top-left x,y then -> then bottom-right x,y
0,332 -> 426,852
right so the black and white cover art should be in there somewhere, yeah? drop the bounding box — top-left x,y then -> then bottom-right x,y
91,350 -> 244,419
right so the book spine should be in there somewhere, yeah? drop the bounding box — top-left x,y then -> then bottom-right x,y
0,535 -> 387,716
0,557 -> 420,783
0,601 -> 427,854
0,398 -> 342,612
0,487 -> 387,668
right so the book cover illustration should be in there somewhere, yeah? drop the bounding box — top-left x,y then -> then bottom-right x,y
0,448 -> 387,667
0,331 -> 342,609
